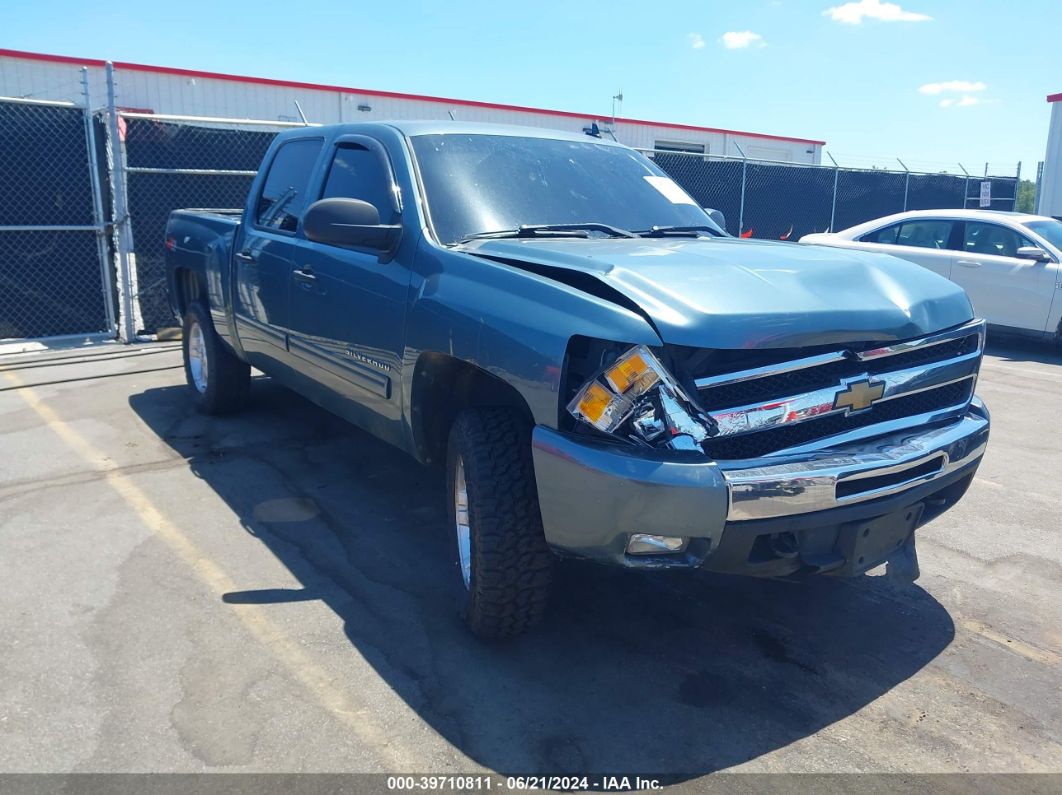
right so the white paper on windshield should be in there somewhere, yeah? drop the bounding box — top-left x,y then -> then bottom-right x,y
644,175 -> 697,205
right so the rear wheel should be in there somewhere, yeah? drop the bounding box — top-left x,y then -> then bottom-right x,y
446,408 -> 553,639
182,301 -> 250,414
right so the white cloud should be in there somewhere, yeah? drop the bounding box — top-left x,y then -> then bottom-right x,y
824,0 -> 931,24
688,32 -> 706,49
919,80 -> 987,95
940,95 -> 982,108
720,31 -> 765,49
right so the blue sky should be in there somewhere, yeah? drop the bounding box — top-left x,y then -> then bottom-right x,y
6,0 -> 1060,175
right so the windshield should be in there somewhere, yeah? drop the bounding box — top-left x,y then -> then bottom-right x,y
1026,219 -> 1062,252
410,133 -> 722,245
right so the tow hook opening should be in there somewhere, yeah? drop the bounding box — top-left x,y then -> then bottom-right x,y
767,531 -> 799,559
747,531 -> 803,567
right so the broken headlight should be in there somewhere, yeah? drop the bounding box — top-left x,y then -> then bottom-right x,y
566,346 -> 716,453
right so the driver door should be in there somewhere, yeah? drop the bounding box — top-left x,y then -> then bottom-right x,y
286,136 -> 411,436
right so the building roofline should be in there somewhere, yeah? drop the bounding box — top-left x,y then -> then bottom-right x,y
1049,92 -> 1062,103
0,47 -> 827,147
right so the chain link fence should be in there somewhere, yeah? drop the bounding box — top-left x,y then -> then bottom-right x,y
110,112 -> 292,334
645,150 -> 1019,240
0,94 -> 114,341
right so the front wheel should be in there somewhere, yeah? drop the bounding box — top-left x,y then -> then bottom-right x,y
182,301 -> 250,414
446,408 -> 553,639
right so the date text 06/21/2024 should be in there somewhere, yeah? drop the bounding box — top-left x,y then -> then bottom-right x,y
385,775 -> 664,791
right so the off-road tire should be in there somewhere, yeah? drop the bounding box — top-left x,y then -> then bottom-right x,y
446,408 -> 553,638
182,301 -> 250,415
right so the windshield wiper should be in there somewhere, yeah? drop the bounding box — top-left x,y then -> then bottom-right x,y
458,223 -> 637,244
633,225 -> 722,238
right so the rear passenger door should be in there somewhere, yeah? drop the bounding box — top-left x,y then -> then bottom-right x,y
858,219 -> 956,279
232,136 -> 324,366
949,221 -> 1055,332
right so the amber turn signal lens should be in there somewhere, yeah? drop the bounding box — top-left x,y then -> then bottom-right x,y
605,351 -> 659,394
576,381 -> 614,425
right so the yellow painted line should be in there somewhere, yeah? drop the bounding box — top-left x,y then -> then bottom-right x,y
960,619 -> 1060,666
2,369 -> 459,772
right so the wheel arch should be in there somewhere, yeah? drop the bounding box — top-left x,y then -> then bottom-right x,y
172,266 -> 205,319
410,352 -> 535,466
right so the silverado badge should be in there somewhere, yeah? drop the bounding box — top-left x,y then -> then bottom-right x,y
833,377 -> 886,414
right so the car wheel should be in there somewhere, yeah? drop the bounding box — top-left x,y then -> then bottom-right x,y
182,301 -> 250,415
446,407 -> 553,638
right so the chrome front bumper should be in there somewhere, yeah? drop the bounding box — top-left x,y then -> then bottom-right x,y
531,398 -> 989,569
720,397 -> 990,521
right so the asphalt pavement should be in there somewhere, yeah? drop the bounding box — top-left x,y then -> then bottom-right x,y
0,337 -> 1059,784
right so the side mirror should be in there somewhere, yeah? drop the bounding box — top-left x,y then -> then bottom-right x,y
703,208 -> 726,232
302,198 -> 401,252
1015,245 -> 1050,262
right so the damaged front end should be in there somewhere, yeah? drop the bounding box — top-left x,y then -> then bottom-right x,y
537,324 -> 989,577
566,345 -> 716,454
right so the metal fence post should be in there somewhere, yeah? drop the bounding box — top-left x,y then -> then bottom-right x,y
105,62 -> 139,342
735,142 -> 747,236
897,158 -> 910,212
827,152 -> 839,232
81,67 -> 117,337
1014,161 -> 1022,211
1034,161 -> 1044,214
958,163 -> 970,209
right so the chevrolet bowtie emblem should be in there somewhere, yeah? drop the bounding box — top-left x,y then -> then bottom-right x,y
833,377 -> 885,414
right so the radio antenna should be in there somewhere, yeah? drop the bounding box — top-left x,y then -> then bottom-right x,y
293,100 -> 310,126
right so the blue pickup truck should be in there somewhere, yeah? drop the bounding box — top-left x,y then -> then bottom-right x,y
166,122 -> 990,638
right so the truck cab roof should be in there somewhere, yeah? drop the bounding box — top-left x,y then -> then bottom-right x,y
276,120 -> 625,146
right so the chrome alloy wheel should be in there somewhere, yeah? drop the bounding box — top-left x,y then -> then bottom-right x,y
188,319 -> 209,394
454,456 -> 472,589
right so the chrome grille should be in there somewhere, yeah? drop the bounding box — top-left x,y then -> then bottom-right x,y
697,332 -> 979,411
704,379 -> 973,460
696,320 -> 985,460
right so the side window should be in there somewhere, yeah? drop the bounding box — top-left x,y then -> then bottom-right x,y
861,224 -> 900,244
255,138 -> 324,233
321,144 -> 396,222
962,222 -> 1028,258
895,220 -> 953,250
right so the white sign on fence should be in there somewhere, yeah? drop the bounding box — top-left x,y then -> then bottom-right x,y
979,181 -> 992,208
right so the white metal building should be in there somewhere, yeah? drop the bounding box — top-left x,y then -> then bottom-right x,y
1038,91 -> 1062,218
0,48 -> 825,163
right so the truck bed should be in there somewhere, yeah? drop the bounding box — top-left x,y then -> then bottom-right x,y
165,209 -> 243,323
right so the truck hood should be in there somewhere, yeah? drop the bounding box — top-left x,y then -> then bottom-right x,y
467,237 -> 974,349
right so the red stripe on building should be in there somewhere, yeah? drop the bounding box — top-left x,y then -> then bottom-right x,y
0,47 -> 826,146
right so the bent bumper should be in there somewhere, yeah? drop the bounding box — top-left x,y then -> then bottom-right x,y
531,398 -> 989,574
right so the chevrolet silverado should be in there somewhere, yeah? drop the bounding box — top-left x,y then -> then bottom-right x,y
165,122 -> 990,638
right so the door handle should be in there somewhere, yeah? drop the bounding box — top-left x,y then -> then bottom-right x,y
957,260 -> 981,268
234,250 -> 256,264
292,266 -> 317,285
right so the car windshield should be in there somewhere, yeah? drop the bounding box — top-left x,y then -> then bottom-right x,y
409,133 -> 722,245
1025,219 -> 1062,251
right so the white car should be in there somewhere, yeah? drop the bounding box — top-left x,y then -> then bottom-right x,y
801,210 -> 1062,340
